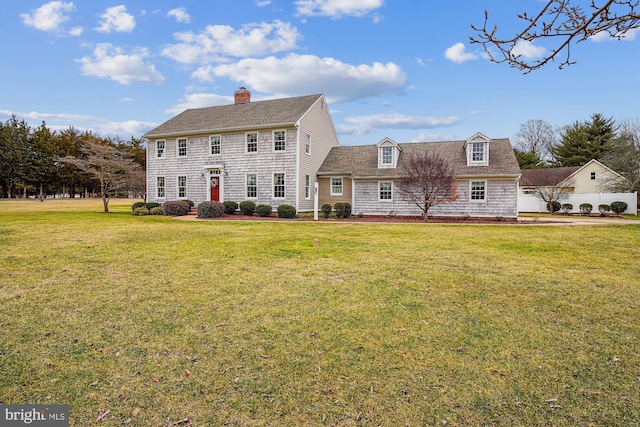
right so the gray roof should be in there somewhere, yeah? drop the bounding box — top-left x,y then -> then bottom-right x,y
318,138 -> 520,178
520,166 -> 580,186
143,94 -> 323,138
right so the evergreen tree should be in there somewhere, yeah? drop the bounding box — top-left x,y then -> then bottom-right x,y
514,148 -> 544,170
552,113 -> 615,167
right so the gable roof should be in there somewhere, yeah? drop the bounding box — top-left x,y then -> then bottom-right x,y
520,167 -> 580,187
143,94 -> 323,139
318,137 -> 520,178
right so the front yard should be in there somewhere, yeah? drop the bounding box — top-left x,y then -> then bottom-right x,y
1,199 -> 638,425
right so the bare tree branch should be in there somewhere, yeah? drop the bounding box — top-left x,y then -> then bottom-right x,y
470,0 -> 640,72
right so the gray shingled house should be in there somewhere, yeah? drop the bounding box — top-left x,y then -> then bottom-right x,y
144,90 -> 521,218
317,133 -> 521,219
143,89 -> 339,212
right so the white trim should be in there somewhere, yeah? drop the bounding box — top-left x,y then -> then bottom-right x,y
305,174 -> 311,200
273,129 -> 286,152
273,172 -> 286,199
177,175 -> 187,199
209,135 -> 221,156
469,180 -> 487,202
156,176 -> 166,199
378,180 -> 393,201
245,132 -> 258,153
176,137 -> 188,157
330,176 -> 344,196
246,173 -> 258,199
305,133 -> 311,155
155,140 -> 166,159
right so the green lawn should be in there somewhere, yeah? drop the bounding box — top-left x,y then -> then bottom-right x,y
1,199 -> 639,426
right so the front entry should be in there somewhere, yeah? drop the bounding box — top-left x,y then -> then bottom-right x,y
210,176 -> 220,202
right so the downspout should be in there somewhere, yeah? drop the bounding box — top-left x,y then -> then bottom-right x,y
294,122 -> 300,211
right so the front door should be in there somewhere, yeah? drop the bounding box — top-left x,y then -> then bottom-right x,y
210,176 -> 220,202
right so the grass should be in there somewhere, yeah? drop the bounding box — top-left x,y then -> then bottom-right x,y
1,199 -> 639,426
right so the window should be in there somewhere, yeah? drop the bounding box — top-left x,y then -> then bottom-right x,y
471,142 -> 485,162
305,175 -> 310,199
178,176 -> 187,198
157,176 -> 165,198
331,177 -> 343,195
590,171 -> 596,180
470,181 -> 486,201
381,146 -> 393,165
305,134 -> 311,155
379,181 -> 392,200
246,133 -> 257,153
210,135 -> 220,155
274,130 -> 286,151
246,174 -> 257,198
273,173 -> 285,198
156,140 -> 165,158
177,138 -> 187,157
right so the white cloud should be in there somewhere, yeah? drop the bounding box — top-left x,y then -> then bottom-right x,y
295,0 -> 383,18
162,20 -> 301,64
444,42 -> 478,63
69,26 -> 83,36
207,54 -> 406,103
511,40 -> 546,59
167,7 -> 190,24
76,43 -> 165,85
20,1 -> 74,32
256,0 -> 272,6
410,132 -> 457,143
97,120 -> 158,137
590,27 -> 639,42
167,93 -> 234,114
337,113 -> 462,135
0,109 -> 94,122
96,5 -> 135,33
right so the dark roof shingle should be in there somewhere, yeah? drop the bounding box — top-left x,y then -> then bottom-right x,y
143,94 -> 323,138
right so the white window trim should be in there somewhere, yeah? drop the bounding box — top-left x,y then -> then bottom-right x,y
273,172 -> 286,198
177,176 -> 187,199
330,177 -> 343,196
305,175 -> 311,200
273,130 -> 286,152
468,142 -> 488,166
177,138 -> 188,157
378,181 -> 393,201
305,134 -> 311,155
246,132 -> 258,153
246,173 -> 258,199
156,176 -> 166,199
156,140 -> 165,159
209,135 -> 221,156
469,180 -> 487,202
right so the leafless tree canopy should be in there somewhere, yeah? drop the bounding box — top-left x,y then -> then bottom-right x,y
471,0 -> 640,72
521,168 -> 575,212
601,117 -> 640,193
515,119 -> 557,161
397,152 -> 459,222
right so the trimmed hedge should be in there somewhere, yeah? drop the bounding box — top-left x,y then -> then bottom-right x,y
133,207 -> 149,216
183,199 -> 195,208
224,201 -> 238,215
145,202 -> 161,210
132,201 -> 146,211
277,204 -> 297,219
334,202 -> 352,218
546,200 -> 561,213
239,200 -> 256,215
150,206 -> 165,215
320,204 -> 332,218
610,201 -> 628,214
598,204 -> 611,215
579,203 -> 593,215
197,201 -> 225,218
256,204 -> 273,217
561,203 -> 573,214
163,200 -> 190,216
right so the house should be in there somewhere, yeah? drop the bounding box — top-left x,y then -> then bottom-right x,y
518,160 -> 637,213
519,159 -> 626,194
143,89 -> 339,211
317,133 -> 522,218
144,90 -> 522,219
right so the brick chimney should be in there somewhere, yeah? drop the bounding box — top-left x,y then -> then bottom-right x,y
234,87 -> 251,104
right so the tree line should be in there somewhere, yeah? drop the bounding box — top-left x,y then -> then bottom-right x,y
513,114 -> 640,195
0,116 -> 146,204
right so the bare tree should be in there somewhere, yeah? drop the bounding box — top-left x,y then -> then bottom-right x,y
514,119 -> 557,163
397,152 -> 459,223
59,140 -> 139,212
601,117 -> 640,194
471,1 -> 640,72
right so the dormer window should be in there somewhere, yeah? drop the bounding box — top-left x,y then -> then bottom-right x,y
377,138 -> 401,169
466,133 -> 490,166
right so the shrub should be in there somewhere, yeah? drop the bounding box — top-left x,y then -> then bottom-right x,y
561,203 -> 573,214
321,204 -> 332,218
239,200 -> 256,215
256,204 -> 273,217
133,207 -> 149,216
224,201 -> 238,215
197,201 -> 225,218
598,204 -> 611,216
334,202 -> 352,218
277,204 -> 297,219
132,201 -> 146,211
579,203 -> 593,215
546,200 -> 561,213
183,199 -> 195,208
145,202 -> 161,210
150,206 -> 165,215
163,200 -> 190,216
610,201 -> 628,214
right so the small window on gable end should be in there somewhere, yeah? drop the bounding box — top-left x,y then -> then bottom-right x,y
466,133 -> 490,166
590,171 -> 596,180
305,134 -> 311,155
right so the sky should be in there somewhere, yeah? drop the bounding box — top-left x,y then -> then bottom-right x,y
0,0 -> 638,146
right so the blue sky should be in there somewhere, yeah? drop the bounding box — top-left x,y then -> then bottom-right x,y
1,0 -> 638,146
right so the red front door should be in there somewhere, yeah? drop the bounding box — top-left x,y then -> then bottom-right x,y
210,176 -> 220,201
